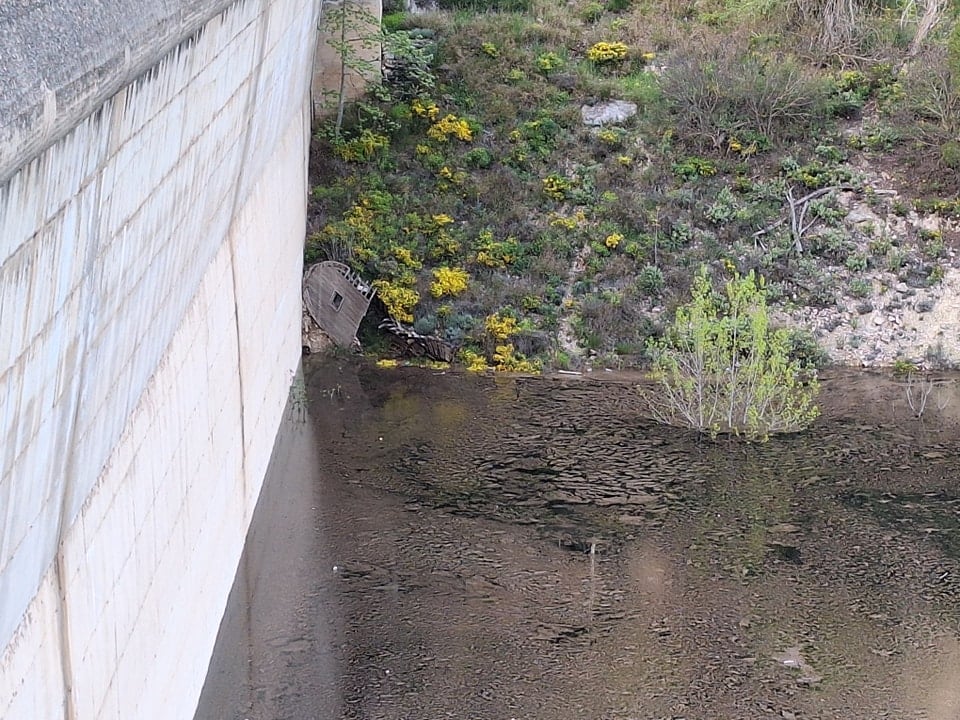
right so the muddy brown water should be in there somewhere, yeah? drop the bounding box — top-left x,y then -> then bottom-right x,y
195,360 -> 960,720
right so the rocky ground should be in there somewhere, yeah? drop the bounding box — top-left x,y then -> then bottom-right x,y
788,156 -> 960,369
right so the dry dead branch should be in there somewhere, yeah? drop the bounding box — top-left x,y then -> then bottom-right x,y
753,185 -> 855,255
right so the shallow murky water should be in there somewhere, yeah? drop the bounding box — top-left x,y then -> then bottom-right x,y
195,360 -> 960,720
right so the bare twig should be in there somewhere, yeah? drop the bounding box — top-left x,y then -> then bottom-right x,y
907,0 -> 947,58
754,185 -> 855,255
905,373 -> 935,418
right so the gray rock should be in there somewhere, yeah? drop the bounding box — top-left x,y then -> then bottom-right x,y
904,269 -> 931,288
846,204 -> 880,225
580,100 -> 638,126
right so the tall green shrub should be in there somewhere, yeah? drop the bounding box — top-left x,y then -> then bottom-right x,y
643,267 -> 820,440
948,17 -> 960,94
318,0 -> 383,135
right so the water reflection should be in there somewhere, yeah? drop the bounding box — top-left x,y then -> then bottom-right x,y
196,361 -> 960,720
194,385 -> 343,719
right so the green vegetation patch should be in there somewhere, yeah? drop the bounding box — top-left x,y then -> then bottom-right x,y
308,0 -> 960,374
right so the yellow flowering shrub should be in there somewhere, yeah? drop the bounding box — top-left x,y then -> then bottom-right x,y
411,98 -> 440,120
727,136 -> 760,157
605,232 -> 624,249
587,41 -> 629,63
481,42 -> 500,58
484,312 -> 520,341
460,349 -> 490,372
427,114 -> 474,142
438,166 -> 468,186
334,130 -> 390,162
597,129 -> 621,145
373,280 -> 420,323
430,266 -> 470,298
474,229 -> 519,268
392,245 -> 422,269
542,174 -> 572,201
550,209 -> 587,229
425,215 -> 460,259
421,360 -> 450,370
536,52 -> 564,73
492,344 -> 542,373
429,230 -> 461,259
343,203 -> 375,242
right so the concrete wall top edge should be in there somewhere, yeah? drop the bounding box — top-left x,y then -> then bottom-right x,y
0,0 -> 244,183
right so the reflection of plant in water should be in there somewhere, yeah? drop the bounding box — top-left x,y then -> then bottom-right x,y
430,399 -> 470,451
378,388 -> 427,447
289,373 -> 309,422
842,489 -> 960,560
903,374 -> 951,420
693,457 -> 795,578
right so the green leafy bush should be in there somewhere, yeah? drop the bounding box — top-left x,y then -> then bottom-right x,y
844,252 -> 868,272
643,268 -> 820,440
672,156 -> 717,180
824,67 -> 895,118
464,146 -> 494,168
580,2 -> 604,22
849,278 -> 871,298
941,140 -> 960,169
636,265 -> 665,297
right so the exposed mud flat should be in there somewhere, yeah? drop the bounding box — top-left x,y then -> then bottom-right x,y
196,361 -> 960,720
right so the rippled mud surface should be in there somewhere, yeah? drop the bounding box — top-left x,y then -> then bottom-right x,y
196,361 -> 960,720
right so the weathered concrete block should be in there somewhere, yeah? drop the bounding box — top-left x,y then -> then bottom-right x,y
0,0 -> 318,717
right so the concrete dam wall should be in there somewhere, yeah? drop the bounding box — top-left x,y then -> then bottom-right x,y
0,1 -> 322,717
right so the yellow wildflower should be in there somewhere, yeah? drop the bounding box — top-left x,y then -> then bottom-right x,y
372,280 -> 420,324
411,98 -> 440,120
460,349 -> 490,373
430,266 -> 470,298
428,114 -> 474,143
392,246 -> 422,269
485,312 -> 520,341
605,233 -> 624,249
587,41 -> 629,64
